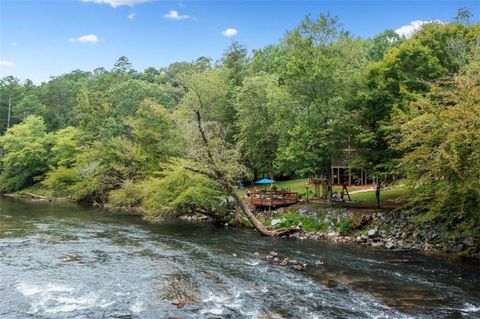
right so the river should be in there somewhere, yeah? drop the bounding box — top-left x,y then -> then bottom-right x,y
0,196 -> 479,318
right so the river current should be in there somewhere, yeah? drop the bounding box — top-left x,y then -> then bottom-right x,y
0,196 -> 479,318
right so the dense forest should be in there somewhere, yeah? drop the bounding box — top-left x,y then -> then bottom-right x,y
1,12 -> 479,236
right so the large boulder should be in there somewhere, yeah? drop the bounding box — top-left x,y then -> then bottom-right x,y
367,228 -> 378,238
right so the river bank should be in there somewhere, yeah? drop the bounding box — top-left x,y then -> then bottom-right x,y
4,190 -> 479,260
1,195 -> 480,318
266,204 -> 480,259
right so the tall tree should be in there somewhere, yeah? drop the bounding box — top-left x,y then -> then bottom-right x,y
0,116 -> 51,191
276,14 -> 367,200
392,49 -> 480,241
179,70 -> 293,236
236,73 -> 291,178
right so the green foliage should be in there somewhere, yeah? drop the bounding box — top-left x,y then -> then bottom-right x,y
275,14 -> 367,177
127,99 -> 182,172
51,126 -> 81,167
14,94 -> 47,122
108,179 -> 143,208
235,73 -> 290,176
43,166 -> 80,196
355,22 -> 480,176
140,159 -> 225,222
337,219 -> 353,235
275,212 -> 328,232
393,49 -> 480,233
0,116 -> 51,191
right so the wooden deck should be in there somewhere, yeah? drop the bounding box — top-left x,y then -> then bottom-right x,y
250,190 -> 299,207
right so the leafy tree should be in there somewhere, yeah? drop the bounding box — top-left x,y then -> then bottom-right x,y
41,73 -> 86,130
355,22 -> 479,177
140,159 -> 225,221
454,7 -> 473,25
14,94 -> 47,122
235,73 -> 291,178
51,126 -> 81,168
75,86 -> 110,140
0,116 -> 51,191
178,69 -> 294,236
113,56 -> 135,74
392,50 -> 480,240
0,76 -> 22,133
367,29 -> 403,61
276,14 -> 366,194
63,137 -> 144,203
127,99 -> 182,173
250,44 -> 288,75
220,41 -> 249,86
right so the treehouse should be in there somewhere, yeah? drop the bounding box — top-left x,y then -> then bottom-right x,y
330,140 -> 371,186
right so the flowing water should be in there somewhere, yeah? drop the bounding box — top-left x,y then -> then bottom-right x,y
0,196 -> 479,319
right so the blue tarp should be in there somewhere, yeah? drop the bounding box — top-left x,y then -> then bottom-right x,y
255,178 -> 276,184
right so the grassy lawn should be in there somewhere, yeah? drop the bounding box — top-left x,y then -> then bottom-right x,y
247,178 -> 407,209
250,178 -> 374,195
349,184 -> 406,208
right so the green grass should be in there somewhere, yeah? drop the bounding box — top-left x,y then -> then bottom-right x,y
250,178 -> 369,196
349,185 -> 406,208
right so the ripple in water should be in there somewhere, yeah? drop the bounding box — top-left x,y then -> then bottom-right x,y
0,197 -> 479,318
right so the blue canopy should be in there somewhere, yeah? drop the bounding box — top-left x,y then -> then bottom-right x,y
255,178 -> 276,184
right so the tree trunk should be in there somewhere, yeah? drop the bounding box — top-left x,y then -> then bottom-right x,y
191,108 -> 294,236
7,95 -> 12,129
326,166 -> 333,207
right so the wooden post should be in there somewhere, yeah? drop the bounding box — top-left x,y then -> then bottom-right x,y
348,166 -> 352,186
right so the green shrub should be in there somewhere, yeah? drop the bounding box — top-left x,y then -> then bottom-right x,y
276,212 -> 327,232
43,166 -> 80,196
337,219 -> 353,235
108,179 -> 142,208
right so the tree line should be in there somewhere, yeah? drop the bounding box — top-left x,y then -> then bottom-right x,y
1,12 -> 479,235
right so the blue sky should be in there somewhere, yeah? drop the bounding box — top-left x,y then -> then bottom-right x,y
1,0 -> 478,83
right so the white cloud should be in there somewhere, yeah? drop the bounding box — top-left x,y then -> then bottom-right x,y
128,13 -> 136,20
0,61 -> 15,67
11,42 -> 18,47
163,10 -> 189,20
221,28 -> 237,37
81,0 -> 151,8
69,34 -> 99,43
395,20 -> 443,38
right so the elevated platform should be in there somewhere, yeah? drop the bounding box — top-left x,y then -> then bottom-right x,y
250,190 -> 299,208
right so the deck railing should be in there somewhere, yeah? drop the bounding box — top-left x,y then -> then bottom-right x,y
250,190 -> 299,207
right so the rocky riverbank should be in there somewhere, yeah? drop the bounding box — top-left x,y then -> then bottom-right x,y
279,205 -> 480,259
5,192 -> 479,259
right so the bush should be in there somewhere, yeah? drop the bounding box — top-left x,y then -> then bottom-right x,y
108,179 -> 143,208
43,166 -> 80,196
276,212 -> 328,232
337,219 -> 353,235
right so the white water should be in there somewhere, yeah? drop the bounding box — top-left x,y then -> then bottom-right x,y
0,197 -> 479,318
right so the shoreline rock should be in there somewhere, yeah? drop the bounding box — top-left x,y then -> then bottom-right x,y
282,207 -> 479,260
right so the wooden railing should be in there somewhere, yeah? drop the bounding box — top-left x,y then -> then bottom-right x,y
250,191 -> 299,207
